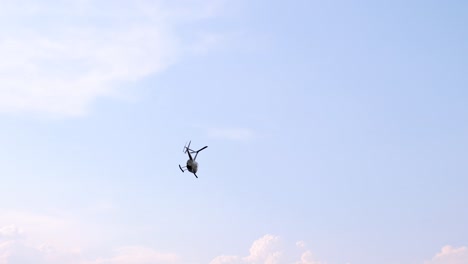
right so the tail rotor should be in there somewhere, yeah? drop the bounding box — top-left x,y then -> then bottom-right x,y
183,140 -> 192,153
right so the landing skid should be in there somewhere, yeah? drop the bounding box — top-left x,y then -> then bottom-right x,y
178,164 -> 184,172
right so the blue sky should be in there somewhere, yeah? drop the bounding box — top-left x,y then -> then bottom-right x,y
0,1 -> 467,263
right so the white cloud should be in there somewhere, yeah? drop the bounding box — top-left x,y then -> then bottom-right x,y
209,234 -> 281,264
208,127 -> 255,141
0,0 -> 224,117
295,250 -> 325,264
210,235 -> 325,264
425,245 -> 468,264
210,255 -> 242,264
210,235 -> 281,264
245,235 -> 281,264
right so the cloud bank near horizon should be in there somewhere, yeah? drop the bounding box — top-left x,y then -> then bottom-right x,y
0,219 -> 465,264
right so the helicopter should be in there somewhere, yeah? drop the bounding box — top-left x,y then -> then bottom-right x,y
179,141 -> 208,178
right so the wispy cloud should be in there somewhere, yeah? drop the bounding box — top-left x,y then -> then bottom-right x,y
296,241 -> 306,249
0,0 -> 224,117
0,236 -> 179,264
83,246 -> 180,264
0,221 -> 179,264
0,226 -> 24,241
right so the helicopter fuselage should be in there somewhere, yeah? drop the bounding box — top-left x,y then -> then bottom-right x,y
186,159 -> 198,173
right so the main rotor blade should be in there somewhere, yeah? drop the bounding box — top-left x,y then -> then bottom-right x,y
197,146 -> 208,152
